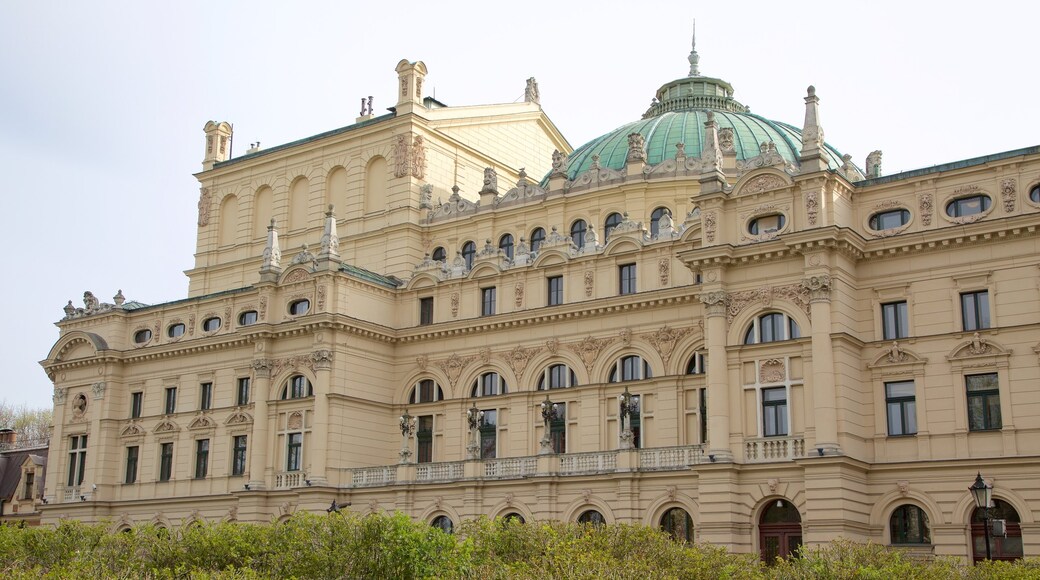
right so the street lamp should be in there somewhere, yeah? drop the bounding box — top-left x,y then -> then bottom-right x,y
968,472 -> 993,561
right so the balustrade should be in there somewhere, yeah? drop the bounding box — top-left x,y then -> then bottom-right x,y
638,445 -> 704,470
559,451 -> 617,474
744,437 -> 806,463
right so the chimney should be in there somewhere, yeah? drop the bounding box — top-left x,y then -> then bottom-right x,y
202,121 -> 233,170
0,428 -> 15,447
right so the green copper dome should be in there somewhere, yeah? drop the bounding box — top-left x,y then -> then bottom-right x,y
549,34 -> 849,182
558,110 -> 846,180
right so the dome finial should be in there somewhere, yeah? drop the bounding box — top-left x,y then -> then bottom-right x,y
688,19 -> 700,77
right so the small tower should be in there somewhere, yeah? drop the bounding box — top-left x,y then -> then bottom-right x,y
260,218 -> 282,282
698,112 -> 727,193
202,121 -> 233,171
394,60 -> 428,115
799,86 -> 828,173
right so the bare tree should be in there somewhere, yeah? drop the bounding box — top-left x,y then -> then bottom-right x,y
0,401 -> 52,449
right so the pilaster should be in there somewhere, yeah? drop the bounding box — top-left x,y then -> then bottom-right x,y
802,274 -> 840,455
247,358 -> 273,490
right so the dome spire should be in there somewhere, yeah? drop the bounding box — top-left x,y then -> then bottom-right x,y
688,20 -> 700,77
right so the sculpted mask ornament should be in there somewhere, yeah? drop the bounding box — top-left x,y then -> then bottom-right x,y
718,128 -> 735,152
480,167 -> 499,195
626,132 -> 646,163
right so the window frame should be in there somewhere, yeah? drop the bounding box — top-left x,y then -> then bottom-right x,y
890,504 -> 931,545
885,380 -> 917,436
410,379 -> 444,404
125,446 -> 139,484
744,312 -> 801,344
202,317 -> 221,332
479,409 -> 497,459
199,382 -> 213,411
236,377 -> 250,406
499,234 -> 514,260
570,219 -> 587,250
419,296 -> 434,325
869,209 -> 911,231
530,228 -> 545,253
461,241 -> 476,270
238,310 -> 258,326
481,287 -> 497,317
159,442 -> 174,482
133,329 -> 152,344
650,207 -> 671,237
618,263 -> 637,295
231,435 -> 248,476
966,372 -> 1002,431
130,392 -> 143,419
748,213 -> 786,235
286,432 -> 303,471
610,355 -> 652,382
67,434 -> 87,488
960,290 -> 990,331
547,275 -> 563,306
603,212 -> 623,243
194,439 -> 210,479
762,387 -> 788,437
164,387 -> 177,415
167,323 -> 185,338
431,246 -> 447,262
283,375 -> 312,400
288,299 -> 310,316
881,301 -> 909,340
417,415 -> 434,463
946,195 -> 991,218
539,364 -> 577,390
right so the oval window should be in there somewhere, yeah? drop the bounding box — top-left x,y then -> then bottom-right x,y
167,323 -> 185,338
134,329 -> 152,343
202,317 -> 221,332
1030,184 -> 1040,203
238,310 -> 258,326
749,214 -> 786,235
289,299 -> 310,316
869,209 -> 910,230
946,195 -> 991,218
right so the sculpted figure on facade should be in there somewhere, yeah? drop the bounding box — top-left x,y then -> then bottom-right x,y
626,133 -> 646,163
419,184 -> 433,209
290,244 -> 318,271
480,167 -> 499,195
197,187 -> 211,226
866,150 -> 883,178
718,128 -> 735,152
524,77 -> 540,104
393,135 -> 410,178
550,149 -> 566,177
411,135 -> 426,179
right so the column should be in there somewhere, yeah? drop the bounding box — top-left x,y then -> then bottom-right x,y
247,359 -> 273,490
802,275 -> 839,454
699,290 -> 733,462
308,350 -> 333,484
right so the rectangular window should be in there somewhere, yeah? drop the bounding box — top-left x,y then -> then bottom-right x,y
885,380 -> 917,436
479,409 -> 497,459
199,383 -> 212,411
547,276 -> 563,306
236,378 -> 250,406
961,291 -> 990,331
550,403 -> 567,453
67,434 -> 87,488
417,415 -> 433,463
159,442 -> 174,482
966,373 -> 1001,431
481,287 -> 497,316
762,388 -> 788,437
286,433 -> 302,471
194,439 -> 209,479
232,435 -> 247,476
882,301 -> 909,340
419,297 -> 434,325
619,263 -> 637,295
130,392 -> 143,419
125,446 -> 139,484
164,387 -> 177,415
23,472 -> 34,500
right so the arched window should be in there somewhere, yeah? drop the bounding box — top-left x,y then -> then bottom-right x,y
472,372 -> 507,397
603,212 -> 622,243
570,219 -> 587,250
499,234 -> 514,260
281,375 -> 312,400
577,510 -> 606,526
971,499 -> 1023,562
530,227 -> 546,253
461,241 -> 476,270
890,504 -> 930,544
744,313 -> 800,344
686,352 -> 706,375
409,379 -> 444,404
650,207 -> 671,237
869,209 -> 910,231
502,512 -> 526,524
288,177 -> 310,231
660,508 -> 693,543
609,355 -> 652,382
946,195 -> 991,218
431,515 -> 454,534
538,364 -> 578,390
432,247 -> 447,262
748,214 -> 786,235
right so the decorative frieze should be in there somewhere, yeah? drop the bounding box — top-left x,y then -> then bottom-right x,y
1001,178 -> 1017,212
800,275 -> 832,302
725,284 -> 810,323
805,191 -> 819,226
698,291 -> 729,317
919,193 -> 934,226
91,382 -> 106,400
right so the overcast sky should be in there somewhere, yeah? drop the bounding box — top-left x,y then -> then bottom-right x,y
2,1 -> 1038,411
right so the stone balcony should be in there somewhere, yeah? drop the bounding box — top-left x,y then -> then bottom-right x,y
744,436 -> 806,463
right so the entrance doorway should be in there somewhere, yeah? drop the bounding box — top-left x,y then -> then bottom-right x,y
759,499 -> 802,562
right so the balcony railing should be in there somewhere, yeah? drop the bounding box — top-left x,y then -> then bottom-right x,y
638,445 -> 705,470
559,451 -> 617,474
416,461 -> 464,482
275,471 -> 306,489
61,486 -> 80,503
744,436 -> 806,463
484,457 -> 537,478
351,466 -> 398,487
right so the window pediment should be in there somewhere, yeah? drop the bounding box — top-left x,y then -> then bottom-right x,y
946,333 -> 1010,364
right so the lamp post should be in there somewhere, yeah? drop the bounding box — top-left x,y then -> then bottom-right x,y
968,472 -> 992,561
398,409 -> 416,464
466,403 -> 484,459
538,394 -> 558,455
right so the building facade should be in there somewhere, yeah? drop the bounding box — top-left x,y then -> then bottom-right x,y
40,48 -> 1040,562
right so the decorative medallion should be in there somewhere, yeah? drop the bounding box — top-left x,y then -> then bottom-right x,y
501,345 -> 541,381
568,335 -> 615,372
644,326 -> 693,365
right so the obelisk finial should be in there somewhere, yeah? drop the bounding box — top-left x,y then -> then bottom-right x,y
688,20 -> 700,77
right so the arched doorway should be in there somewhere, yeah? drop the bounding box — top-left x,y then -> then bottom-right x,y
759,499 -> 802,562
972,499 -> 1023,562
660,507 -> 693,543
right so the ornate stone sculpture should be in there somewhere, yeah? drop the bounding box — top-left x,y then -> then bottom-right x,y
419,184 -> 433,209
718,128 -> 735,153
480,167 -> 499,195
1001,178 -> 1017,213
411,135 -> 426,179
626,133 -> 646,163
290,244 -> 317,271
550,149 -> 566,177
887,341 -> 907,363
806,191 -> 819,226
393,135 -> 410,178
524,77 -> 540,104
866,150 -> 883,178
197,187 -> 211,226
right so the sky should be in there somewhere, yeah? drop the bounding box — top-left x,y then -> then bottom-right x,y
2,1 -> 1038,411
